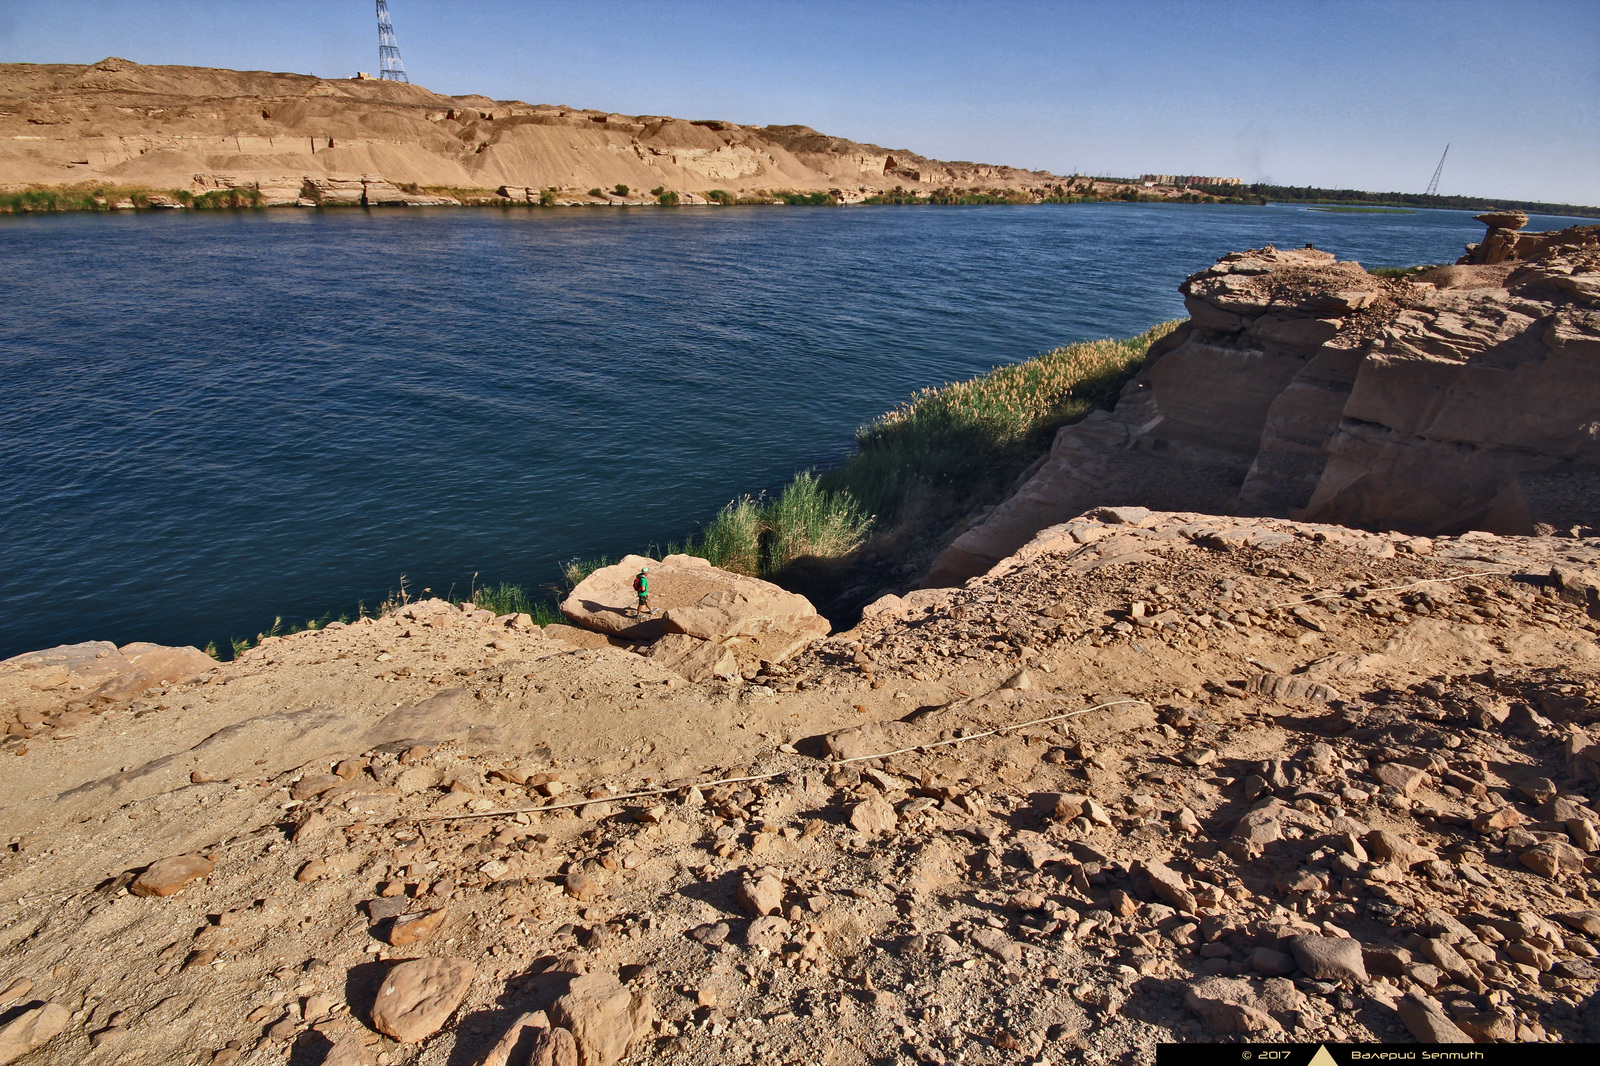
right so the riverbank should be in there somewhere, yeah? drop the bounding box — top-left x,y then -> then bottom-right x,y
214,322 -> 1179,664
0,180 -> 1249,215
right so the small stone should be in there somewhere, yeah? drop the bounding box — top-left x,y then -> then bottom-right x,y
1000,669 -> 1032,691
564,872 -> 601,902
1231,808 -> 1283,845
1366,830 -> 1435,867
1182,979 -> 1281,1035
528,1025 -> 580,1066
321,1031 -> 376,1066
291,773 -> 343,801
745,915 -> 791,951
549,971 -> 653,1066
296,860 -> 327,883
0,979 -> 33,1005
1518,777 -> 1559,803
1519,844 -> 1564,879
0,1002 -> 69,1064
370,958 -> 475,1044
130,853 -> 215,897
1250,947 -> 1296,977
1143,860 -> 1197,913
1371,763 -> 1428,796
388,908 -> 447,947
1047,793 -> 1089,821
849,796 -> 897,836
1471,807 -> 1524,833
970,927 -> 1024,964
367,896 -> 408,922
89,1026 -> 128,1050
333,758 -> 367,779
292,810 -> 331,842
302,994 -> 335,1022
1395,993 -> 1473,1043
686,922 -> 729,945
736,873 -> 784,917
1289,934 -> 1368,984
476,1010 -> 551,1066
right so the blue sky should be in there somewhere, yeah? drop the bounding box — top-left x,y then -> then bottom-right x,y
3,0 -> 1595,204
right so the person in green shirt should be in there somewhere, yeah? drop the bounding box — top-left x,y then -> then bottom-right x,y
632,566 -> 651,617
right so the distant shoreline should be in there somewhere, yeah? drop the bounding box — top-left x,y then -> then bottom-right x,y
4,184 -> 1596,220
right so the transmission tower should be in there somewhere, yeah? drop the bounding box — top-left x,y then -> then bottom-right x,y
376,0 -> 408,83
1425,144 -> 1448,197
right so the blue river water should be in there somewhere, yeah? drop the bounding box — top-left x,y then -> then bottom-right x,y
0,202 -> 1591,659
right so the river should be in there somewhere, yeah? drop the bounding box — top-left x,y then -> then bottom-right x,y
0,202 -> 1590,658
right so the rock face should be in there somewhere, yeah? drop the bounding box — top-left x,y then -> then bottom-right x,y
927,226 -> 1600,585
562,554 -> 828,672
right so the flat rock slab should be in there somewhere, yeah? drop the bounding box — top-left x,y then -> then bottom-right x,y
129,852 -> 214,897
0,1002 -> 69,1065
371,957 -> 475,1043
646,632 -> 737,682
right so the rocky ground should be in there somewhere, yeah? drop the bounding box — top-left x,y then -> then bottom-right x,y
3,508 -> 1600,1064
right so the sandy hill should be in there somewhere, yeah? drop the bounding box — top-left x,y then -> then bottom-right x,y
0,57 -> 1064,204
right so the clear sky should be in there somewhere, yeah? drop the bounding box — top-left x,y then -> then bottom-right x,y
2,0 -> 1596,205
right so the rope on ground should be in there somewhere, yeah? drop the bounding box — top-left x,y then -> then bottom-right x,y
410,696 -> 1151,824
1265,569 -> 1508,611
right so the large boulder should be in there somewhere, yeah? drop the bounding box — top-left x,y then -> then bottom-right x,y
0,640 -> 217,727
561,554 -> 828,670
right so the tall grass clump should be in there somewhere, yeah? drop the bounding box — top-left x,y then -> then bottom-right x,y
830,321 -> 1181,522
676,472 -> 870,579
472,581 -> 532,616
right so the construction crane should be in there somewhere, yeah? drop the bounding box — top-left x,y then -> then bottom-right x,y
376,0 -> 408,83
1425,144 -> 1448,197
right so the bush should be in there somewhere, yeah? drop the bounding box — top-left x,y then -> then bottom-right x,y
539,188 -> 557,206
614,184 -> 629,196
827,322 -> 1180,522
779,191 -> 834,206
649,186 -> 665,196
472,582 -> 532,616
681,472 -> 869,578
657,190 -> 679,206
588,187 -> 604,197
706,189 -> 736,206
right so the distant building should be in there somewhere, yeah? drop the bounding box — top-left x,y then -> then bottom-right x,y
1140,174 -> 1243,187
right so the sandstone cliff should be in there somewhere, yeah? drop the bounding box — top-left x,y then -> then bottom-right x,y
0,57 -> 1070,204
927,220 -> 1600,586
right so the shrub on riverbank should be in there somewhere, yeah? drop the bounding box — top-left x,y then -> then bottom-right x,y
0,182 -> 266,213
828,321 -> 1180,524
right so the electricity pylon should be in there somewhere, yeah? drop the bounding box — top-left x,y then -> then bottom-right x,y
1425,145 -> 1448,197
377,0 -> 408,83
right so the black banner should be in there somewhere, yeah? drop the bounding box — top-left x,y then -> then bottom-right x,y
1156,1046 -> 1597,1066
